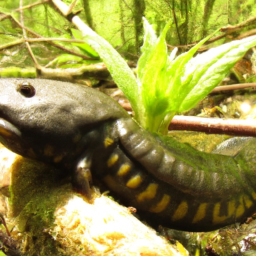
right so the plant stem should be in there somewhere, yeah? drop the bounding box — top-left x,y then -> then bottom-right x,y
158,111 -> 176,135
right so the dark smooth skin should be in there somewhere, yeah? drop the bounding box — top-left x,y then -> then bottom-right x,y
0,78 -> 255,231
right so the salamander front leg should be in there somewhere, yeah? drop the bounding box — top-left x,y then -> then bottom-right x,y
73,159 -> 93,202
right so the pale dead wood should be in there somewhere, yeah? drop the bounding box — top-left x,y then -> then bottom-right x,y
0,145 -> 188,256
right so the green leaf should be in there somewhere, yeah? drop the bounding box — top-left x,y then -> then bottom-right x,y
52,54 -> 83,66
138,21 -> 170,130
73,17 -> 256,136
137,18 -> 157,83
137,23 -> 217,132
179,35 -> 256,112
73,43 -> 100,58
71,29 -> 99,58
73,23 -> 140,118
165,30 -> 218,112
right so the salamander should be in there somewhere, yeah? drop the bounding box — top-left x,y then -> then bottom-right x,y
0,78 -> 255,231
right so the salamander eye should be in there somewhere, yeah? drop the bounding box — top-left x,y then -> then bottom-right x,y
17,82 -> 36,97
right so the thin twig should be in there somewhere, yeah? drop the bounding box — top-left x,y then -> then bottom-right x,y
0,36 -> 97,59
20,0 -> 40,69
0,38 -> 88,50
17,0 -> 51,11
27,38 -> 87,43
236,29 -> 256,40
0,39 -> 25,50
169,116 -> 256,136
66,0 -> 78,16
1,12 -> 95,60
220,16 -> 256,33
116,99 -> 256,137
118,99 -> 256,137
167,21 -> 256,51
0,0 -> 50,21
0,214 -> 11,237
211,83 -> 256,93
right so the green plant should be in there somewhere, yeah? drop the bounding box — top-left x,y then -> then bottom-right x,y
76,18 -> 256,134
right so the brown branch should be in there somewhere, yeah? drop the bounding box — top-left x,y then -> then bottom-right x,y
236,29 -> 256,40
118,96 -> 256,137
211,83 -> 256,93
220,15 -> 256,33
117,99 -> 256,137
169,116 -> 256,136
0,214 -> 11,237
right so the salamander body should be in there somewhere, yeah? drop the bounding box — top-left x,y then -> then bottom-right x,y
0,78 -> 255,231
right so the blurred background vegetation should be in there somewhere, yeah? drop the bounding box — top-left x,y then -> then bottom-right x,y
1,0 -> 256,85
1,0 -> 256,64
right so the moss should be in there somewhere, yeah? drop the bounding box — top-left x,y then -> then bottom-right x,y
168,131 -> 229,153
0,67 -> 36,78
9,157 -> 74,255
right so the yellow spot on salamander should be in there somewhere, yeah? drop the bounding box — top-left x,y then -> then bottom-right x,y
236,196 -> 245,218
107,154 -> 119,167
252,191 -> 256,200
171,201 -> 188,221
137,183 -> 158,202
244,195 -> 253,209
0,127 -> 13,137
213,200 -> 236,225
117,163 -> 131,176
149,194 -> 171,213
213,203 -> 226,224
44,144 -> 54,157
104,137 -> 114,148
126,174 -> 143,189
192,203 -> 207,223
54,155 -> 63,163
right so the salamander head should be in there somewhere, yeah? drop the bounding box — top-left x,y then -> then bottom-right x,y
0,78 -> 127,167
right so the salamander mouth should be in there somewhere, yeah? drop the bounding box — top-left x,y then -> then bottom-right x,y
0,118 -> 21,138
